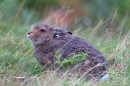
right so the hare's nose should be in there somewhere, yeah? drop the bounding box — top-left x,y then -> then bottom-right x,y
28,32 -> 31,35
27,32 -> 32,38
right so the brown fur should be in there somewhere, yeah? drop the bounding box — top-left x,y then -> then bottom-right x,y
27,24 -> 107,79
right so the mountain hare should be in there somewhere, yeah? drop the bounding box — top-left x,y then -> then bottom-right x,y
27,24 -> 108,80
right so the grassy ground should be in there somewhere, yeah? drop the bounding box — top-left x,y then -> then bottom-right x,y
0,1 -> 130,86
0,20 -> 130,86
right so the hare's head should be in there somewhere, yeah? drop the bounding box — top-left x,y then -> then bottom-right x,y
27,24 -> 72,44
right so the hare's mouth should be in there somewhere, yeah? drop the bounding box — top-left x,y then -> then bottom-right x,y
27,33 -> 35,40
27,34 -> 30,38
27,34 -> 32,39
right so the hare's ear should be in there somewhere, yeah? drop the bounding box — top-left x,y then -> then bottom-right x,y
53,30 -> 72,38
53,33 -> 61,37
61,30 -> 72,35
67,31 -> 72,35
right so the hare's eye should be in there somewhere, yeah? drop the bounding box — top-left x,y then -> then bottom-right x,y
40,29 -> 45,32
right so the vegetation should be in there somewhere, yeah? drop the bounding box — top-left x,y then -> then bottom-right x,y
0,0 -> 130,86
55,51 -> 87,70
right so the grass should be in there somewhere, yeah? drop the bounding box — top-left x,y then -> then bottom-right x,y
0,1 -> 130,86
0,21 -> 130,86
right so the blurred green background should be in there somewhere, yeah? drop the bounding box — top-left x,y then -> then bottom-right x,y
0,0 -> 130,34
